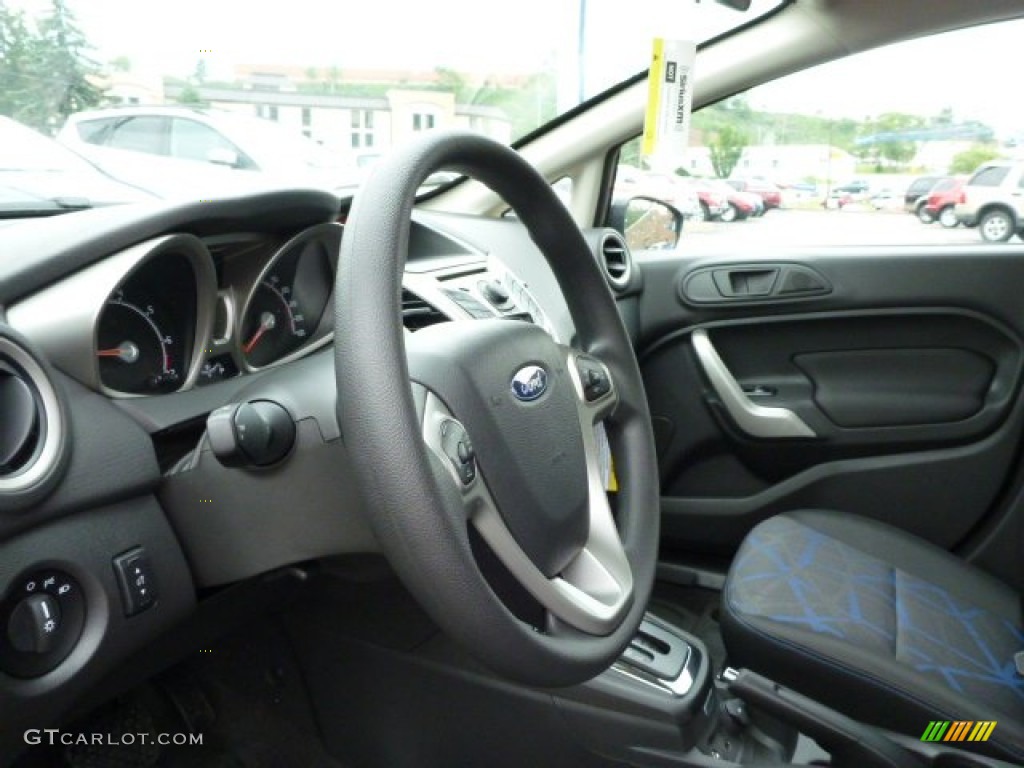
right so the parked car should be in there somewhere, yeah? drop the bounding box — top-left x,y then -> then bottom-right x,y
727,177 -> 782,209
710,179 -> 762,221
920,177 -> 965,227
832,178 -> 870,196
868,187 -> 904,210
904,174 -> 944,215
0,115 -> 153,215
682,177 -> 730,221
59,106 -> 357,198
614,166 -> 701,219
954,161 -> 1024,241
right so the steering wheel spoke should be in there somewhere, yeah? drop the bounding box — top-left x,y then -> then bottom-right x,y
419,378 -> 632,636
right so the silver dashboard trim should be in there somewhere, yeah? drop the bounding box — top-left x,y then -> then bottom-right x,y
0,337 -> 64,493
237,221 -> 342,374
7,233 -> 217,398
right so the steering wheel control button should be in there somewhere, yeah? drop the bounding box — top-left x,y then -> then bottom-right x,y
510,364 -> 549,402
440,419 -> 477,486
207,400 -> 296,468
479,280 -> 511,309
576,356 -> 612,402
113,548 -> 157,617
0,569 -> 85,678
8,593 -> 61,654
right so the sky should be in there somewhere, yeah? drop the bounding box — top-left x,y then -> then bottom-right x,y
27,0 -> 774,88
748,21 -> 1024,138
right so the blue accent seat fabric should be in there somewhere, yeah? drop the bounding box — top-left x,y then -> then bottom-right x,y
721,510 -> 1024,761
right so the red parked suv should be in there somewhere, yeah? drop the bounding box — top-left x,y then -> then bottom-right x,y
919,177 -> 965,228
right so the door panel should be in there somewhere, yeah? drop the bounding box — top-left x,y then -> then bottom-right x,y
634,246 -> 1024,568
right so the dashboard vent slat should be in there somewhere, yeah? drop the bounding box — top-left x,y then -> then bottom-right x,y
401,288 -> 448,331
598,231 -> 633,290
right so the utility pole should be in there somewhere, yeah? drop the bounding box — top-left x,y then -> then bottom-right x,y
578,0 -> 587,103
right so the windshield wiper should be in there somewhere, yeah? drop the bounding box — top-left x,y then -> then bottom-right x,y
0,198 -> 93,219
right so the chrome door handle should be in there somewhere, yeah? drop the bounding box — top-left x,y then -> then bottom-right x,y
691,329 -> 815,439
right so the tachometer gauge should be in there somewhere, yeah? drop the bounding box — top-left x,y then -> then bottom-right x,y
96,291 -> 184,394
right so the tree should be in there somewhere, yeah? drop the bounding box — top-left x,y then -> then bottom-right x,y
0,3 -> 38,124
192,58 -> 208,85
950,145 -> 1002,175
709,124 -> 749,178
176,85 -> 203,105
856,112 -> 925,170
8,0 -> 105,132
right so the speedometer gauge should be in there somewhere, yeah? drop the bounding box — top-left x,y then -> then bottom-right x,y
239,224 -> 339,369
241,275 -> 309,367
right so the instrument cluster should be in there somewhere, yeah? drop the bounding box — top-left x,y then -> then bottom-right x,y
7,223 -> 343,398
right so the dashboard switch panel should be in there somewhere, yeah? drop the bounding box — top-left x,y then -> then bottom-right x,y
0,569 -> 84,678
113,548 -> 157,617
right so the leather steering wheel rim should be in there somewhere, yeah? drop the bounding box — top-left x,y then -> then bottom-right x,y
335,130 -> 659,687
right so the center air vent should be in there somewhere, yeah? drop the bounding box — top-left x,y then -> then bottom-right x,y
598,231 -> 633,291
401,288 -> 448,331
0,332 -> 65,504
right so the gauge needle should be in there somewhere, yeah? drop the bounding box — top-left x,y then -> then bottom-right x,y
243,311 -> 277,354
96,341 -> 140,363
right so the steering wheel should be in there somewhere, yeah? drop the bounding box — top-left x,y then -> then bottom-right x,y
335,131 -> 659,687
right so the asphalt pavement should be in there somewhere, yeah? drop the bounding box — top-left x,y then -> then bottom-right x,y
677,207 -> 1016,250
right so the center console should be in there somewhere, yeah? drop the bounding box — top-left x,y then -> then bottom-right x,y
554,613 -> 794,766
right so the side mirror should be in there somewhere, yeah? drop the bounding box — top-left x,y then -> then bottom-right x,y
608,196 -> 685,251
205,147 -> 240,167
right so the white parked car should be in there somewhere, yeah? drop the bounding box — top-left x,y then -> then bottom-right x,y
58,107 -> 357,199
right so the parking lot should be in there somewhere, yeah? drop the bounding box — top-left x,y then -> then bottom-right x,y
678,206 -> 1017,250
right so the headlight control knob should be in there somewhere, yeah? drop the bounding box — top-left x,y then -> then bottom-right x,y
0,569 -> 85,678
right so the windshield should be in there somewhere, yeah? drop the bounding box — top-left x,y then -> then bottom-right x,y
0,116 -> 95,172
0,0 -> 781,208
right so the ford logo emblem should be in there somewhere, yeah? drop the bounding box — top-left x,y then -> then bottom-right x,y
510,365 -> 548,402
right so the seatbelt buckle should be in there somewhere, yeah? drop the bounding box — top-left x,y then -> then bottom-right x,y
1014,651 -> 1024,677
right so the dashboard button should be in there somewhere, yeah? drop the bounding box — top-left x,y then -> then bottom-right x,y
113,548 -> 157,617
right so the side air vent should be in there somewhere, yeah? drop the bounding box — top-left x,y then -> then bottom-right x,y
401,288 -> 448,331
0,332 -> 65,504
598,231 -> 633,291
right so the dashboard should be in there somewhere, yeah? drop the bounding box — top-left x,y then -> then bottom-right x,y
0,188 -> 637,756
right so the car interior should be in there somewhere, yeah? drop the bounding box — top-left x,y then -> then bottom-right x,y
1,1 -> 1023,766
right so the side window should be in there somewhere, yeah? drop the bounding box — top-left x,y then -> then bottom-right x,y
609,18 -> 1022,247
107,117 -> 167,156
75,119 -> 114,144
969,167 -> 1009,187
170,118 -> 249,167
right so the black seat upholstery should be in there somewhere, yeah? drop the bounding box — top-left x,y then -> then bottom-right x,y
720,510 -> 1024,762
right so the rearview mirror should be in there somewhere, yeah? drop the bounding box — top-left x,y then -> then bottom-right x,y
608,196 -> 685,251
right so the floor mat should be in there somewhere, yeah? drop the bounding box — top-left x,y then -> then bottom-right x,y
13,622 -> 345,768
649,583 -> 728,677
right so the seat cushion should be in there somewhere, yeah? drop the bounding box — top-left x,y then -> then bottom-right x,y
721,510 -> 1024,762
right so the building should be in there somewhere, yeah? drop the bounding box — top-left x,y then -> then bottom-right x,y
679,144 -> 857,184
161,65 -> 512,158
